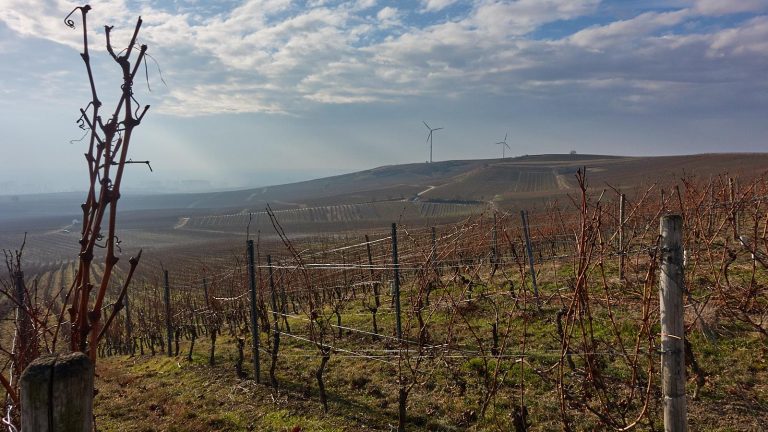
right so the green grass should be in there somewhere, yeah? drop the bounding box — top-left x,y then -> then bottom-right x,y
93,254 -> 768,431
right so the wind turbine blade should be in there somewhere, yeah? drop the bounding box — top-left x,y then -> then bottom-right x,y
423,121 -> 431,130
434,127 -> 444,131
504,132 -> 508,141
504,143 -> 511,150
426,131 -> 432,143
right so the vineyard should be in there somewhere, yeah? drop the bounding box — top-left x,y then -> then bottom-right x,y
4,170 -> 768,431
179,201 -> 488,234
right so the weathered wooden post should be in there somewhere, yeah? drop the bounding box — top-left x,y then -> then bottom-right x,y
491,213 -> 499,270
21,352 -> 93,432
124,291 -> 134,355
365,234 -> 380,309
14,270 -> 37,374
391,223 -> 402,341
521,210 -> 540,308
431,226 -> 438,273
659,214 -> 687,431
267,254 -> 280,389
163,270 -> 173,357
728,177 -> 739,240
707,175 -> 714,236
391,222 -> 406,432
202,277 -> 210,310
619,193 -> 626,282
247,239 -> 261,383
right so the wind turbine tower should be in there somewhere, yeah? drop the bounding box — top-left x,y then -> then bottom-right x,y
423,121 -> 443,163
496,132 -> 511,159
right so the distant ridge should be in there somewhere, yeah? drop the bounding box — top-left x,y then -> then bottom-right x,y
2,153 -> 767,223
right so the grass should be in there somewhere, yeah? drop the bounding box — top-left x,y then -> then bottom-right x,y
92,271 -> 768,431
12,231 -> 764,431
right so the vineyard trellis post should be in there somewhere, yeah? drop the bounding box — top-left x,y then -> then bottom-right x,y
659,214 -> 687,431
365,234 -> 380,310
125,291 -> 134,356
14,269 -> 36,376
21,353 -> 93,432
521,210 -> 540,308
278,261 -> 291,333
203,277 -> 210,309
728,177 -> 739,240
164,270 -> 172,357
247,239 -> 261,384
267,255 -> 280,388
391,222 -> 407,432
707,175 -> 714,235
391,223 -> 402,340
431,226 -> 437,274
619,193 -> 626,282
492,213 -> 498,270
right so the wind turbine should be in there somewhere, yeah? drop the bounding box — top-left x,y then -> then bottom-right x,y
423,121 -> 443,163
495,132 -> 511,159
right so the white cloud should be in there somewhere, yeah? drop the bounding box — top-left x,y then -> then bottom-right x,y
377,6 -> 398,21
376,6 -> 400,26
421,0 -> 459,12
693,0 -> 768,16
568,10 -> 690,50
354,0 -> 377,11
708,16 -> 768,56
470,0 -> 602,36
0,0 -> 766,118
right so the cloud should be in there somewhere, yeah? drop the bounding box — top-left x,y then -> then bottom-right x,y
0,0 -> 766,119
693,0 -> 768,16
568,10 -> 690,50
421,0 -> 459,12
354,0 -> 377,11
708,15 -> 768,56
377,6 -> 399,23
470,0 -> 602,36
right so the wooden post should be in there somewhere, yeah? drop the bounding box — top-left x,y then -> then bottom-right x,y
492,213 -> 498,267
431,226 -> 437,273
267,255 -> 280,388
277,263 -> 291,333
391,223 -> 402,340
521,210 -> 540,307
268,255 -> 279,326
21,353 -> 93,432
619,193 -> 626,282
729,177 -> 739,240
202,277 -> 210,310
163,270 -> 173,357
707,175 -> 714,236
659,215 -> 687,431
392,222 -> 407,432
365,234 -> 380,308
247,239 -> 261,383
124,291 -> 134,355
14,270 -> 36,374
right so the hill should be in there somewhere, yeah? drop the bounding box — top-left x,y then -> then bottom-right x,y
2,153 -> 767,251
128,152 -> 768,210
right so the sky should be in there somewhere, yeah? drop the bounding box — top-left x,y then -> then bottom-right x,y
0,0 -> 766,194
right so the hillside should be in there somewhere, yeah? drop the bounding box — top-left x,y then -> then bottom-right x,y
2,153 -> 767,249
129,152 -> 768,210
4,153 -> 765,218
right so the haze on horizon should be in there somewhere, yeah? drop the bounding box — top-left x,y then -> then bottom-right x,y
0,0 -> 766,195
